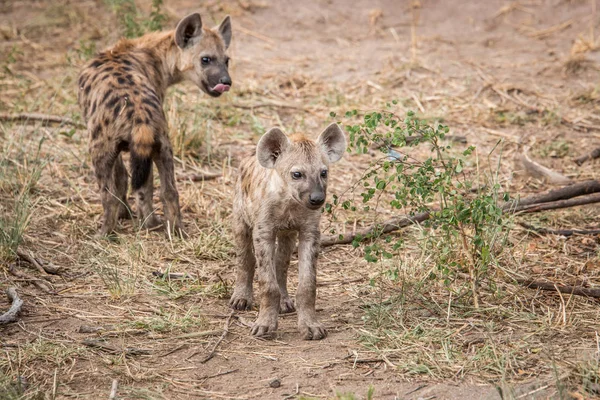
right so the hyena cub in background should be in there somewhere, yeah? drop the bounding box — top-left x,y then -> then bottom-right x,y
230,123 -> 346,340
78,13 -> 232,237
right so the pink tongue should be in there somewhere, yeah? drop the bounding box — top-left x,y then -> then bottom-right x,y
212,83 -> 230,93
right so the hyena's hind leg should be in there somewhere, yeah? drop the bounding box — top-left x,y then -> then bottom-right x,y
93,150 -> 121,237
133,164 -> 162,230
229,217 -> 256,311
114,154 -> 133,220
153,139 -> 184,236
276,232 -> 297,314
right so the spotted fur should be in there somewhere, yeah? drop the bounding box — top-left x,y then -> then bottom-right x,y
229,124 -> 347,340
78,13 -> 232,236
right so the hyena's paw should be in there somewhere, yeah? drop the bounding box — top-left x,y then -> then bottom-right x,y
118,203 -> 134,220
251,313 -> 278,338
299,320 -> 327,340
229,291 -> 253,311
279,296 -> 296,314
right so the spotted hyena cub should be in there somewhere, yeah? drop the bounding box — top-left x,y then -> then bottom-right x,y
78,13 -> 232,237
229,123 -> 347,340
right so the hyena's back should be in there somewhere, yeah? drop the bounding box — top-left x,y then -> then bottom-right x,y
78,40 -> 168,188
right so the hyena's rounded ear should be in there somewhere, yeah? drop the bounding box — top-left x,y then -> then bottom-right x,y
175,13 -> 203,49
317,123 -> 347,163
257,128 -> 290,169
217,15 -> 232,49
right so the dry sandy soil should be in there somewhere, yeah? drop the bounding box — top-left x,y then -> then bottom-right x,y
1,0 -> 600,399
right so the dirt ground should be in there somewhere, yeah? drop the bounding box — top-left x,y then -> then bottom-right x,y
1,0 -> 600,399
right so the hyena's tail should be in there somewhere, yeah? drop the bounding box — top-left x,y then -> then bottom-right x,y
130,124 -> 154,190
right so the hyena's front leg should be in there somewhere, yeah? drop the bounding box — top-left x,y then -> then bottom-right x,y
153,139 -> 184,237
114,154 -> 133,220
276,232 -> 297,314
229,217 -> 255,311
296,228 -> 326,340
251,225 -> 279,338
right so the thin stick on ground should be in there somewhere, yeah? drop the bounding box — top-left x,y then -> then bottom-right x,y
0,287 -> 24,325
516,279 -> 600,298
17,249 -> 61,275
192,310 -> 235,363
519,222 -> 600,237
108,379 -> 118,400
0,112 -> 86,129
8,264 -> 55,294
505,179 -> 600,208
574,146 -> 600,166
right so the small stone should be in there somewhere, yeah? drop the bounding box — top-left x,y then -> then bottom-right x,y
269,378 -> 281,388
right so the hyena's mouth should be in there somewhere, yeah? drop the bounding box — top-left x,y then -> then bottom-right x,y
202,81 -> 230,97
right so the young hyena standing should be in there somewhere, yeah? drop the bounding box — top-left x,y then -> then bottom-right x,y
78,13 -> 232,237
229,123 -> 346,340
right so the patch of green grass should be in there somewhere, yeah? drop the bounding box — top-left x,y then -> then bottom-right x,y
535,140 -> 570,159
104,0 -> 168,39
124,307 -> 206,334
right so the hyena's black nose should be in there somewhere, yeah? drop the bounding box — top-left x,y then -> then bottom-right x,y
220,76 -> 232,86
309,193 -> 325,206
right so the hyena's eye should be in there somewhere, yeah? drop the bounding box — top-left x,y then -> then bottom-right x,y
225,58 -> 230,67
321,170 -> 328,178
201,57 -> 211,65
292,171 -> 303,180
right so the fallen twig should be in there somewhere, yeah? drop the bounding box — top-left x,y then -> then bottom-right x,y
8,264 -> 55,294
151,270 -> 194,280
510,192 -> 600,214
177,172 -> 222,182
321,181 -> 600,247
188,310 -> 235,362
108,379 -> 118,400
516,151 -> 572,185
516,279 -> 600,298
82,338 -> 151,356
17,250 -> 61,275
0,287 -> 24,325
574,146 -> 600,166
321,212 -> 430,247
519,222 -> 600,237
0,112 -> 86,129
198,368 -> 238,383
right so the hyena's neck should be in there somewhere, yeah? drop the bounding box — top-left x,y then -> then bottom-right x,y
123,31 -> 183,96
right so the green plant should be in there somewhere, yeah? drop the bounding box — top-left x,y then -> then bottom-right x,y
0,137 -> 46,261
329,105 -> 511,307
105,0 -> 168,39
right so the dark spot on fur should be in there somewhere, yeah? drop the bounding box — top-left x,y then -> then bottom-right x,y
133,89 -> 140,96
101,90 -> 112,104
117,77 -> 126,85
142,97 -> 160,110
90,60 -> 103,68
103,117 -> 110,128
91,101 -> 97,116
91,125 -> 101,140
117,140 -> 129,152
101,75 -> 110,81
135,117 -> 143,125
84,85 -> 91,95
127,109 -> 134,120
113,105 -> 121,119
106,96 -> 120,109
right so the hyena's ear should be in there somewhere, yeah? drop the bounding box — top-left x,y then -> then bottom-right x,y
317,123 -> 347,163
257,128 -> 290,169
217,15 -> 232,49
175,13 -> 203,49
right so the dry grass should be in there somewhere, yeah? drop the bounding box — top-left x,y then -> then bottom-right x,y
1,0 -> 600,399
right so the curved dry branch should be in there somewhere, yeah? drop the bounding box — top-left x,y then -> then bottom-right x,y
0,287 -> 24,325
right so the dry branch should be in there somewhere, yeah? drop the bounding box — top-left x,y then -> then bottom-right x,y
519,222 -> 600,237
0,112 -> 86,129
505,180 -> 600,208
0,287 -> 23,325
574,147 -> 600,166
17,250 -> 61,275
516,152 -> 572,185
188,310 -> 235,363
322,181 -> 600,247
321,212 -> 430,247
177,172 -> 221,182
516,279 -> 600,298
82,338 -> 150,356
151,271 -> 193,280
108,379 -> 118,400
8,264 -> 55,294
